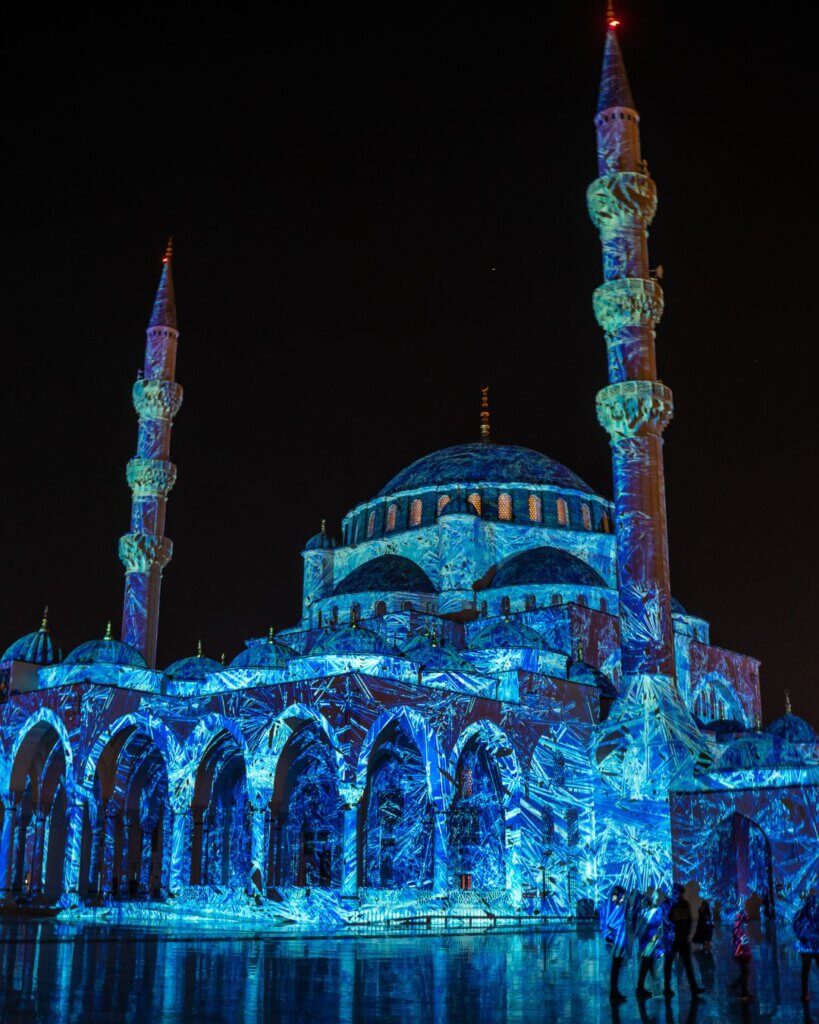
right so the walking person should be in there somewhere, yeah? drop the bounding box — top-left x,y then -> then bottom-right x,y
692,899 -> 714,950
663,884 -> 705,998
794,888 -> 819,1003
601,886 -> 633,1003
732,904 -> 754,1001
636,888 -> 666,998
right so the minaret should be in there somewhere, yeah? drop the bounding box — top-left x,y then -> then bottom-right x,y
119,240 -> 183,667
588,11 -> 676,698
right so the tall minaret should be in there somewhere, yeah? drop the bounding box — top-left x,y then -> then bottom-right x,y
588,13 -> 676,706
119,240 -> 183,667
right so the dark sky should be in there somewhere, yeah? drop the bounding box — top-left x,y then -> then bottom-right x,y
4,3 -> 817,728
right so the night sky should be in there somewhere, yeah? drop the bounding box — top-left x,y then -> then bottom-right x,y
4,3 -> 817,728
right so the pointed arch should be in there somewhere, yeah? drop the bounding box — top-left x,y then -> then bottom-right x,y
3,708 -> 75,795
357,706 -> 449,810
449,720 -> 522,809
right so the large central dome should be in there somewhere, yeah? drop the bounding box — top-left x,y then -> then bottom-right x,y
377,443 -> 594,498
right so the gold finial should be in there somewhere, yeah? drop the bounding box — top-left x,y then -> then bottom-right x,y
268,626 -> 275,643
320,519 -> 327,534
785,690 -> 792,715
220,652 -> 226,666
104,621 -> 113,641
196,638 -> 203,658
163,236 -> 174,263
480,385 -> 491,443
40,606 -> 49,631
575,639 -> 584,663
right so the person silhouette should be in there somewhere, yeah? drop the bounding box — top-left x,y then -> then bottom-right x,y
601,886 -> 633,1003
692,899 -> 713,950
636,888 -> 665,998
794,888 -> 819,1003
732,902 -> 754,1001
663,883 -> 705,998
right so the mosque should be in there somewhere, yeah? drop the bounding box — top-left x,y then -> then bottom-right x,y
0,17 -> 816,926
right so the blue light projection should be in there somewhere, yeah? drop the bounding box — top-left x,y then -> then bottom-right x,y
0,22 -> 816,933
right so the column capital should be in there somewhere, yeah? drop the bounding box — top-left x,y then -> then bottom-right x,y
587,171 -> 657,233
118,532 -> 173,573
596,381 -> 673,439
593,277 -> 663,334
126,458 -> 177,498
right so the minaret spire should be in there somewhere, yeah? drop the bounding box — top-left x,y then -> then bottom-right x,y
479,385 -> 491,443
119,241 -> 184,667
589,15 -> 682,786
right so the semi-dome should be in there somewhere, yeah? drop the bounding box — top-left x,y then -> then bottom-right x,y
165,643 -> 222,681
307,623 -> 398,657
2,612 -> 60,665
231,631 -> 294,669
334,555 -> 435,596
490,546 -> 606,590
766,712 -> 818,746
469,617 -> 548,651
65,624 -> 147,669
568,660 -> 617,697
377,443 -> 595,498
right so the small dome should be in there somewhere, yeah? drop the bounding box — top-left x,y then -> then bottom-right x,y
401,632 -> 473,672
469,618 -> 547,651
490,546 -> 606,590
65,624 -> 146,669
719,732 -> 803,770
305,521 -> 337,551
377,443 -> 595,498
703,718 -> 747,736
307,624 -> 398,658
165,644 -> 222,681
568,660 -> 617,697
334,555 -> 435,596
2,613 -> 60,665
231,631 -> 294,669
766,712 -> 818,746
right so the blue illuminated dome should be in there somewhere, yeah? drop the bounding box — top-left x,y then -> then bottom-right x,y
765,712 -> 819,746
378,443 -> 595,497
165,648 -> 222,681
490,546 -> 606,589
305,521 -> 337,551
2,614 -> 61,665
65,625 -> 147,668
307,624 -> 398,657
334,555 -> 435,596
231,632 -> 294,669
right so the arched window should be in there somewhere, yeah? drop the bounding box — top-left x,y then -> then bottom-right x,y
525,594 -> 536,611
600,598 -> 608,614
556,498 -> 569,526
601,512 -> 611,534
480,601 -> 488,617
331,606 -> 339,623
566,808 -> 579,847
551,593 -> 562,606
577,594 -> 588,608
498,493 -> 513,521
581,504 -> 592,531
317,610 -> 323,628
437,494 -> 450,516
528,494 -> 542,523
385,504 -> 397,532
367,510 -> 375,539
468,492 -> 481,516
401,600 -> 413,612
409,498 -> 423,527
500,595 -> 511,616
374,600 -> 387,617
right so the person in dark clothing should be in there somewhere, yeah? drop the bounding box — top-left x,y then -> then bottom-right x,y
601,886 -> 634,1003
663,884 -> 705,998
636,888 -> 665,998
732,906 -> 753,1001
692,899 -> 714,949
794,890 -> 819,1003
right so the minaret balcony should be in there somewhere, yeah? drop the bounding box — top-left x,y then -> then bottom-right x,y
132,379 -> 183,421
126,458 -> 178,498
587,171 -> 657,232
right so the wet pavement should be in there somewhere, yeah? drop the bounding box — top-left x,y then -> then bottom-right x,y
0,917 -> 815,1023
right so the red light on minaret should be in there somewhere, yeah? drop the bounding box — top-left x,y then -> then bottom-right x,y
608,18 -> 620,28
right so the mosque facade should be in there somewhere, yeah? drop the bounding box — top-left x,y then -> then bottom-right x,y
0,20 -> 816,927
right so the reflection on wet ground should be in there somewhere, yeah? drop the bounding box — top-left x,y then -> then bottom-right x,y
0,918 -> 815,1023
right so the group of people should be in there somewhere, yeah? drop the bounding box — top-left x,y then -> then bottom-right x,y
599,884 -> 819,1004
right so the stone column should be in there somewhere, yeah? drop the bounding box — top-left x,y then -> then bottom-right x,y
249,805 -> 270,895
87,804 -> 105,895
99,808 -> 118,896
341,803 -> 359,897
62,800 -> 85,899
29,808 -> 48,894
168,806 -> 192,895
432,808 -> 449,896
0,795 -> 16,897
